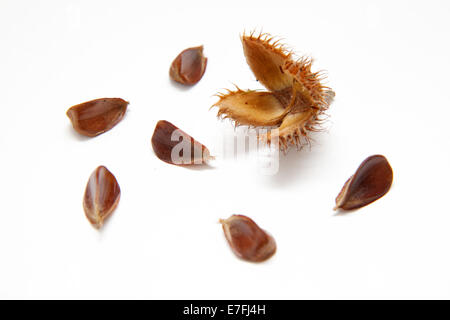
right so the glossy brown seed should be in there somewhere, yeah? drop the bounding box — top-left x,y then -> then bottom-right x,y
67,98 -> 128,137
151,120 -> 213,165
220,215 -> 276,262
83,166 -> 121,229
334,155 -> 393,211
169,46 -> 207,85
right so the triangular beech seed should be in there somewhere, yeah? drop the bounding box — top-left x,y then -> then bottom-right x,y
66,98 -> 128,137
220,215 -> 276,262
335,155 -> 393,211
169,46 -> 207,85
151,120 -> 213,165
83,166 -> 121,229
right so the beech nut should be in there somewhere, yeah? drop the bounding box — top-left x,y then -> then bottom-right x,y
335,155 -> 393,211
151,120 -> 213,165
83,166 -> 121,229
67,98 -> 128,137
220,215 -> 276,262
169,46 -> 207,85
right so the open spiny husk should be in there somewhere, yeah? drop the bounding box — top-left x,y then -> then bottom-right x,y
212,32 -> 335,152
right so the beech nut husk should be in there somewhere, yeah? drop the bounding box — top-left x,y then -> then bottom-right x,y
169,46 -> 207,85
83,166 -> 121,229
212,32 -> 335,152
66,98 -> 128,137
334,155 -> 393,211
220,215 -> 276,262
151,120 -> 213,165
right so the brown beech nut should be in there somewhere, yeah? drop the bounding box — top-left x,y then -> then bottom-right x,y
334,155 -> 393,211
151,120 -> 213,165
220,215 -> 276,262
83,166 -> 121,229
67,98 -> 128,137
169,46 -> 207,85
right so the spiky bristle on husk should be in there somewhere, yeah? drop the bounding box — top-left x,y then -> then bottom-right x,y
212,31 -> 335,152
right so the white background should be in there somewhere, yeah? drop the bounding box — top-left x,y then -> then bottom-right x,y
1,0 -> 450,299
